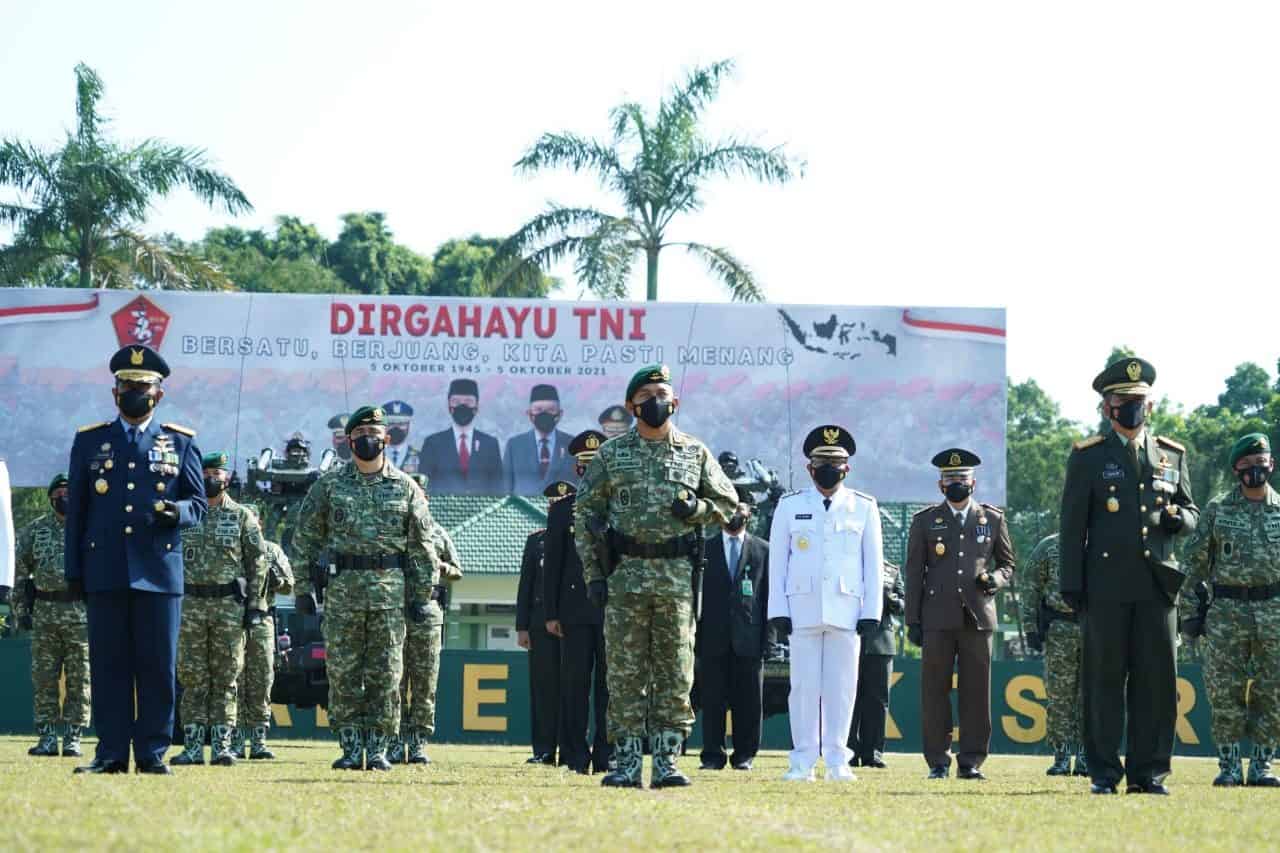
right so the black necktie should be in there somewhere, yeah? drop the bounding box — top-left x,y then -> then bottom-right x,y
823,498 -> 831,511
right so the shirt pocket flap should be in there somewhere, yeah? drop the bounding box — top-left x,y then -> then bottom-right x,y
785,576 -> 813,596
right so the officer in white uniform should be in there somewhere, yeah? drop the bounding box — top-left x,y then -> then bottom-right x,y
768,425 -> 884,781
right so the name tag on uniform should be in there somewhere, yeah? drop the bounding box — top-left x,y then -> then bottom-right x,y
795,513 -> 813,520
740,578 -> 753,597
1102,462 -> 1125,480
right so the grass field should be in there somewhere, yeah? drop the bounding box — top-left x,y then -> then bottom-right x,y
3,736 -> 1277,851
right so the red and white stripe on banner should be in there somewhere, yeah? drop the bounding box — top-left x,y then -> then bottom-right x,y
0,291 -> 101,326
901,309 -> 1005,345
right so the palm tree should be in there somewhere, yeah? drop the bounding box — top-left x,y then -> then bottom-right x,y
0,63 -> 251,289
500,59 -> 801,301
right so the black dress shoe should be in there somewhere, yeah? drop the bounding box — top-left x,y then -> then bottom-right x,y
865,757 -> 888,769
731,759 -> 753,771
1127,782 -> 1169,795
74,759 -> 128,775
136,763 -> 173,775
1091,782 -> 1119,795
698,760 -> 725,770
525,753 -> 553,765
849,755 -> 862,767
927,765 -> 949,780
957,766 -> 986,780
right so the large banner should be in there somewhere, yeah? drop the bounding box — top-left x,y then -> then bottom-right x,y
0,289 -> 1006,502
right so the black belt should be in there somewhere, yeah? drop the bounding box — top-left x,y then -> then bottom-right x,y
34,588 -> 80,603
1213,582 -> 1280,602
187,581 -> 240,598
333,553 -> 405,573
612,531 -> 693,559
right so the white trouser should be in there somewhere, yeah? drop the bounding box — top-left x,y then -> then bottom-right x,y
787,625 -> 860,770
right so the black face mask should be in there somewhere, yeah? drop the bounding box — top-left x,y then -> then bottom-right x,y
51,496 -> 68,516
451,404 -> 476,427
812,464 -> 845,490
1110,399 -> 1146,430
635,398 -> 673,429
1240,465 -> 1271,489
204,477 -> 226,498
725,511 -> 749,534
388,427 -> 409,445
334,442 -> 352,461
352,435 -> 385,462
117,388 -> 155,419
532,411 -> 559,434
945,482 -> 972,503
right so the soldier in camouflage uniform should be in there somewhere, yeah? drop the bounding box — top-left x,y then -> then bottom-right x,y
1182,433 -> 1280,788
15,474 -> 90,757
232,539 -> 294,759
387,473 -> 462,765
292,405 -> 441,772
576,364 -> 737,788
1019,533 -> 1086,777
172,452 -> 266,766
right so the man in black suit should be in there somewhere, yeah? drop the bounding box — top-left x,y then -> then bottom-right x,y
848,560 -> 905,768
544,430 -> 609,773
516,521 -> 558,765
696,492 -> 770,771
417,379 -> 503,494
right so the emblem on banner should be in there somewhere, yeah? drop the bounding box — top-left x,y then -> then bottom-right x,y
111,295 -> 171,350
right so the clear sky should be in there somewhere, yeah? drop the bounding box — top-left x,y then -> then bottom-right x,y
3,1 -> 1278,425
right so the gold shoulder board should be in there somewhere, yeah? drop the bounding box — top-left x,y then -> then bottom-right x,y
162,423 -> 196,437
77,421 -> 110,433
1073,435 -> 1104,451
1156,435 -> 1185,453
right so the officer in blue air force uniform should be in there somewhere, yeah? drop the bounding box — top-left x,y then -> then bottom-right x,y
767,425 -> 884,782
64,345 -> 206,774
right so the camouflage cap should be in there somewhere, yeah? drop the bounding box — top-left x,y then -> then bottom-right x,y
1092,357 -> 1156,396
1229,433 -> 1270,468
202,451 -> 230,470
47,473 -> 69,495
626,363 -> 672,403
345,405 -> 387,435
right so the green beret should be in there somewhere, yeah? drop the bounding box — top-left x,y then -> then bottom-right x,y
47,473 -> 69,495
346,404 -> 387,435
625,363 -> 672,403
202,451 -> 229,470
1229,433 -> 1270,468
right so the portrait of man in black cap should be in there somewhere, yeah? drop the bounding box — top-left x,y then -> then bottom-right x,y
417,379 -> 503,495
504,383 -> 575,495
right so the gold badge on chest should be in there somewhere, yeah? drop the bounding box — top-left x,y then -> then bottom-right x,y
1107,497 -> 1120,513
95,478 -> 109,495
797,536 -> 810,552
935,539 -> 946,556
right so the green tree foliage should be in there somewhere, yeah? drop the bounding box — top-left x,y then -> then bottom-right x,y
0,63 -> 251,289
500,59 -> 802,301
430,235 -> 552,298
327,212 -> 432,296
1218,362 -> 1272,416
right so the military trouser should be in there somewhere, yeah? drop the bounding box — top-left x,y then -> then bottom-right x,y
603,590 -> 695,742
400,600 -> 442,735
30,600 -> 91,727
177,597 -> 246,727
1043,619 -> 1083,747
1203,598 -> 1280,745
237,614 -> 275,728
325,605 -> 406,733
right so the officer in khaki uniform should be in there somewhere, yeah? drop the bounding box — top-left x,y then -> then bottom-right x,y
1060,357 -> 1198,795
905,448 -> 1014,780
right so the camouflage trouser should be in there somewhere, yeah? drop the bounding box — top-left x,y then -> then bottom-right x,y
31,600 -> 91,727
1203,598 -> 1280,744
1043,619 -> 1083,746
326,605 -> 406,733
603,590 -> 695,741
237,615 -> 275,728
178,597 -> 246,727
400,600 -> 443,735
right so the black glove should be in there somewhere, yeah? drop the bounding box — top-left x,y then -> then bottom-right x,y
151,499 -> 180,528
19,611 -> 33,631
907,624 -> 923,647
0,585 -> 9,604
1160,506 -> 1185,534
976,573 -> 1000,595
1025,631 -> 1044,653
768,616 -> 793,637
856,618 -> 880,637
1179,616 -> 1206,639
244,608 -> 267,629
587,580 -> 608,609
294,593 -> 317,615
670,489 -> 699,520
1061,591 -> 1085,613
